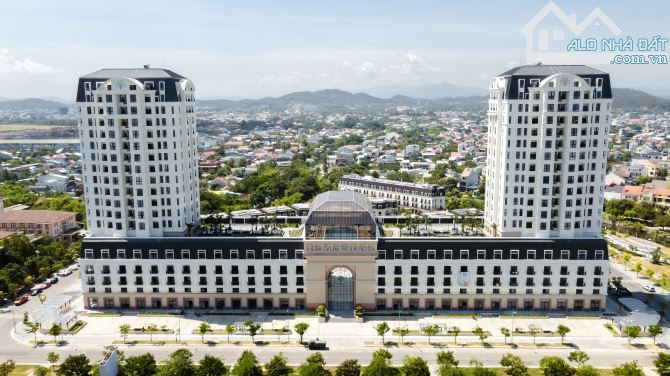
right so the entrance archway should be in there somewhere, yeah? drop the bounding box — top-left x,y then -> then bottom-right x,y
328,267 -> 354,310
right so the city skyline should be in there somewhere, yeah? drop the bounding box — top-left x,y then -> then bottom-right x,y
0,0 -> 668,100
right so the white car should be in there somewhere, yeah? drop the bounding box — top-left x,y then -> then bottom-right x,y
643,285 -> 656,293
0,307 -> 11,313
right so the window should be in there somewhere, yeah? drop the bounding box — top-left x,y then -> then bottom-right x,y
230,249 -> 238,259
181,249 -> 190,259
444,250 -> 452,259
295,250 -> 303,259
561,250 -> 570,260
479,250 -> 487,259
578,250 -> 587,260
198,250 -> 206,259
378,250 -> 386,259
149,249 -> 158,259
214,249 -> 222,259
460,250 -> 469,259
117,249 -> 126,259
165,249 -> 174,259
493,250 -> 502,259
411,250 -> 419,259
133,249 -> 142,259
263,249 -> 271,259
595,250 -> 604,260
101,249 -> 109,259
511,250 -> 519,259
246,250 -> 255,259
427,250 -> 436,259
527,250 -> 536,259
544,250 -> 552,259
279,250 -> 287,259
394,250 -> 403,259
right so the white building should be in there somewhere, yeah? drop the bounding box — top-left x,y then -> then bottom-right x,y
339,174 -> 446,211
484,65 -> 612,237
76,66 -> 200,237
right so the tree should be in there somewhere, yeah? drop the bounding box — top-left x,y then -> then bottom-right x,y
244,320 -> 261,343
448,326 -> 461,344
624,326 -> 641,345
123,353 -> 157,376
230,350 -> 262,376
119,324 -> 131,343
421,324 -> 440,345
27,321 -> 40,343
612,361 -> 644,376
469,360 -> 496,376
500,354 -> 530,376
436,351 -> 463,376
395,327 -> 410,344
375,322 -> 390,345
48,352 -> 60,373
527,324 -> 541,344
56,355 -> 91,376
540,356 -> 575,376
568,351 -> 590,368
146,323 -> 159,343
652,248 -> 663,264
158,349 -> 195,376
654,352 -> 670,376
472,326 -> 489,344
500,327 -> 511,344
364,349 -> 399,376
646,268 -> 656,282
298,352 -> 330,376
556,324 -> 571,344
294,322 -> 310,344
32,366 -> 49,376
633,261 -> 643,276
335,359 -> 360,376
400,356 -> 430,376
197,322 -> 212,343
265,353 -> 292,376
649,324 -> 663,344
225,324 -> 235,343
49,323 -> 62,343
622,253 -> 632,270
197,354 -> 226,376
575,366 -> 600,376
0,361 -> 14,376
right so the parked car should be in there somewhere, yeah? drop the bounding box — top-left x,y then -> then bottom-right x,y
643,285 -> 656,293
0,306 -> 11,313
47,276 -> 59,284
14,295 -> 28,306
57,268 -> 72,277
30,288 -> 42,296
38,282 -> 51,290
67,263 -> 79,271
307,339 -> 327,350
617,287 -> 632,296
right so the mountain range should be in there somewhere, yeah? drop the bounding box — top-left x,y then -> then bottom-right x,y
0,87 -> 668,114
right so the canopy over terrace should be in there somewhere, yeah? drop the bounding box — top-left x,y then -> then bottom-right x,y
30,294 -> 77,327
613,298 -> 660,329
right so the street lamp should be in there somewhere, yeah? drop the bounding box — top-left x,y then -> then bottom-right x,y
510,311 -> 516,348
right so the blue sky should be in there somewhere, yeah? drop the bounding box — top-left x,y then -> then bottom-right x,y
0,0 -> 668,100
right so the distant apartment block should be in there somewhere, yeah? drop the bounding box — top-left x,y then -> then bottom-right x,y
0,207 -> 76,238
339,174 -> 446,211
75,66 -> 200,237
484,65 -> 612,237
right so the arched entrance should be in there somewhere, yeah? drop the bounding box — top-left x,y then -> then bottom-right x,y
328,267 -> 354,310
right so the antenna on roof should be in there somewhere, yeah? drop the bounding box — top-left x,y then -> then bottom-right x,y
143,64 -> 150,69
536,61 -> 543,66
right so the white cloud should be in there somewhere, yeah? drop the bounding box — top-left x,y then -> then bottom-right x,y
0,49 -> 58,76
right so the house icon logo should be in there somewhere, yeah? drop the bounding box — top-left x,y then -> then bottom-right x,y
521,1 -> 622,64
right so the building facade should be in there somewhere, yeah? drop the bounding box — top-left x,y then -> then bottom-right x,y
76,67 -> 200,238
339,174 -> 446,211
0,210 -> 77,238
81,191 -> 608,312
484,65 -> 612,237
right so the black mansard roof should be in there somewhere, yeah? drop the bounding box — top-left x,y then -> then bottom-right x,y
76,67 -> 188,102
497,64 -> 612,100
82,236 -> 608,261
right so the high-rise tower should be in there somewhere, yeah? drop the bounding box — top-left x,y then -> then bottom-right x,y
76,66 -> 199,237
484,65 -> 612,237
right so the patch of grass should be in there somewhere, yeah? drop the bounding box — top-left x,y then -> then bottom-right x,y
9,364 -> 38,376
137,311 -> 184,317
87,311 -> 122,317
363,312 -> 414,317
604,323 -> 619,336
67,320 -> 87,334
433,313 -> 481,318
